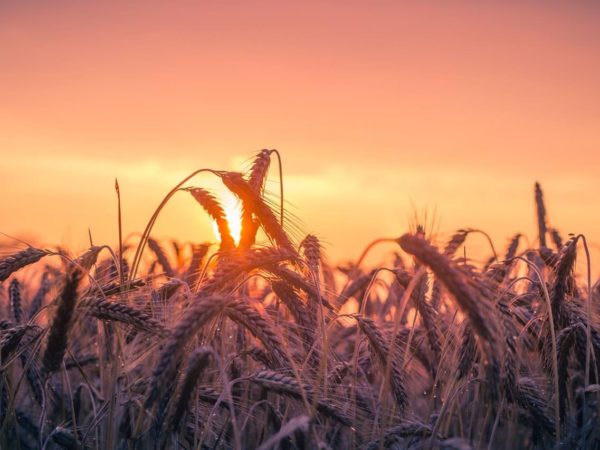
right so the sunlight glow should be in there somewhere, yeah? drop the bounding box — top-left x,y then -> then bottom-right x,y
211,191 -> 243,245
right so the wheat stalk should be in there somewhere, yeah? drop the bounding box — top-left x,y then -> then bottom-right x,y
146,295 -> 230,407
187,188 -> 236,250
9,279 -> 22,324
41,269 -> 82,375
0,248 -> 49,282
79,296 -> 167,337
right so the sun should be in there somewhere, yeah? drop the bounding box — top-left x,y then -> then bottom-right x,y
211,191 -> 243,245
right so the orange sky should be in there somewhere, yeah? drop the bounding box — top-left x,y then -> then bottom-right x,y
1,1 -> 599,266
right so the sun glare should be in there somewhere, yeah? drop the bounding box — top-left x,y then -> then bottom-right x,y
211,191 -> 243,245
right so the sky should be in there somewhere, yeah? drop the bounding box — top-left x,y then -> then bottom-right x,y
1,1 -> 599,267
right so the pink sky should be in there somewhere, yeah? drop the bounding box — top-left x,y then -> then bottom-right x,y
1,1 -> 599,266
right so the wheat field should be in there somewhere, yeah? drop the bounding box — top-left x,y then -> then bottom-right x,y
0,150 -> 599,449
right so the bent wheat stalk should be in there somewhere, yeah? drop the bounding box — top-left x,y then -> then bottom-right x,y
0,247 -> 50,282
397,233 -> 496,344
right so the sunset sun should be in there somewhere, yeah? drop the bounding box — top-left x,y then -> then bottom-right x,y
211,192 -> 243,245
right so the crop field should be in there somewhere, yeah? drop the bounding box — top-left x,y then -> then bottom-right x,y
0,150 -> 599,449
